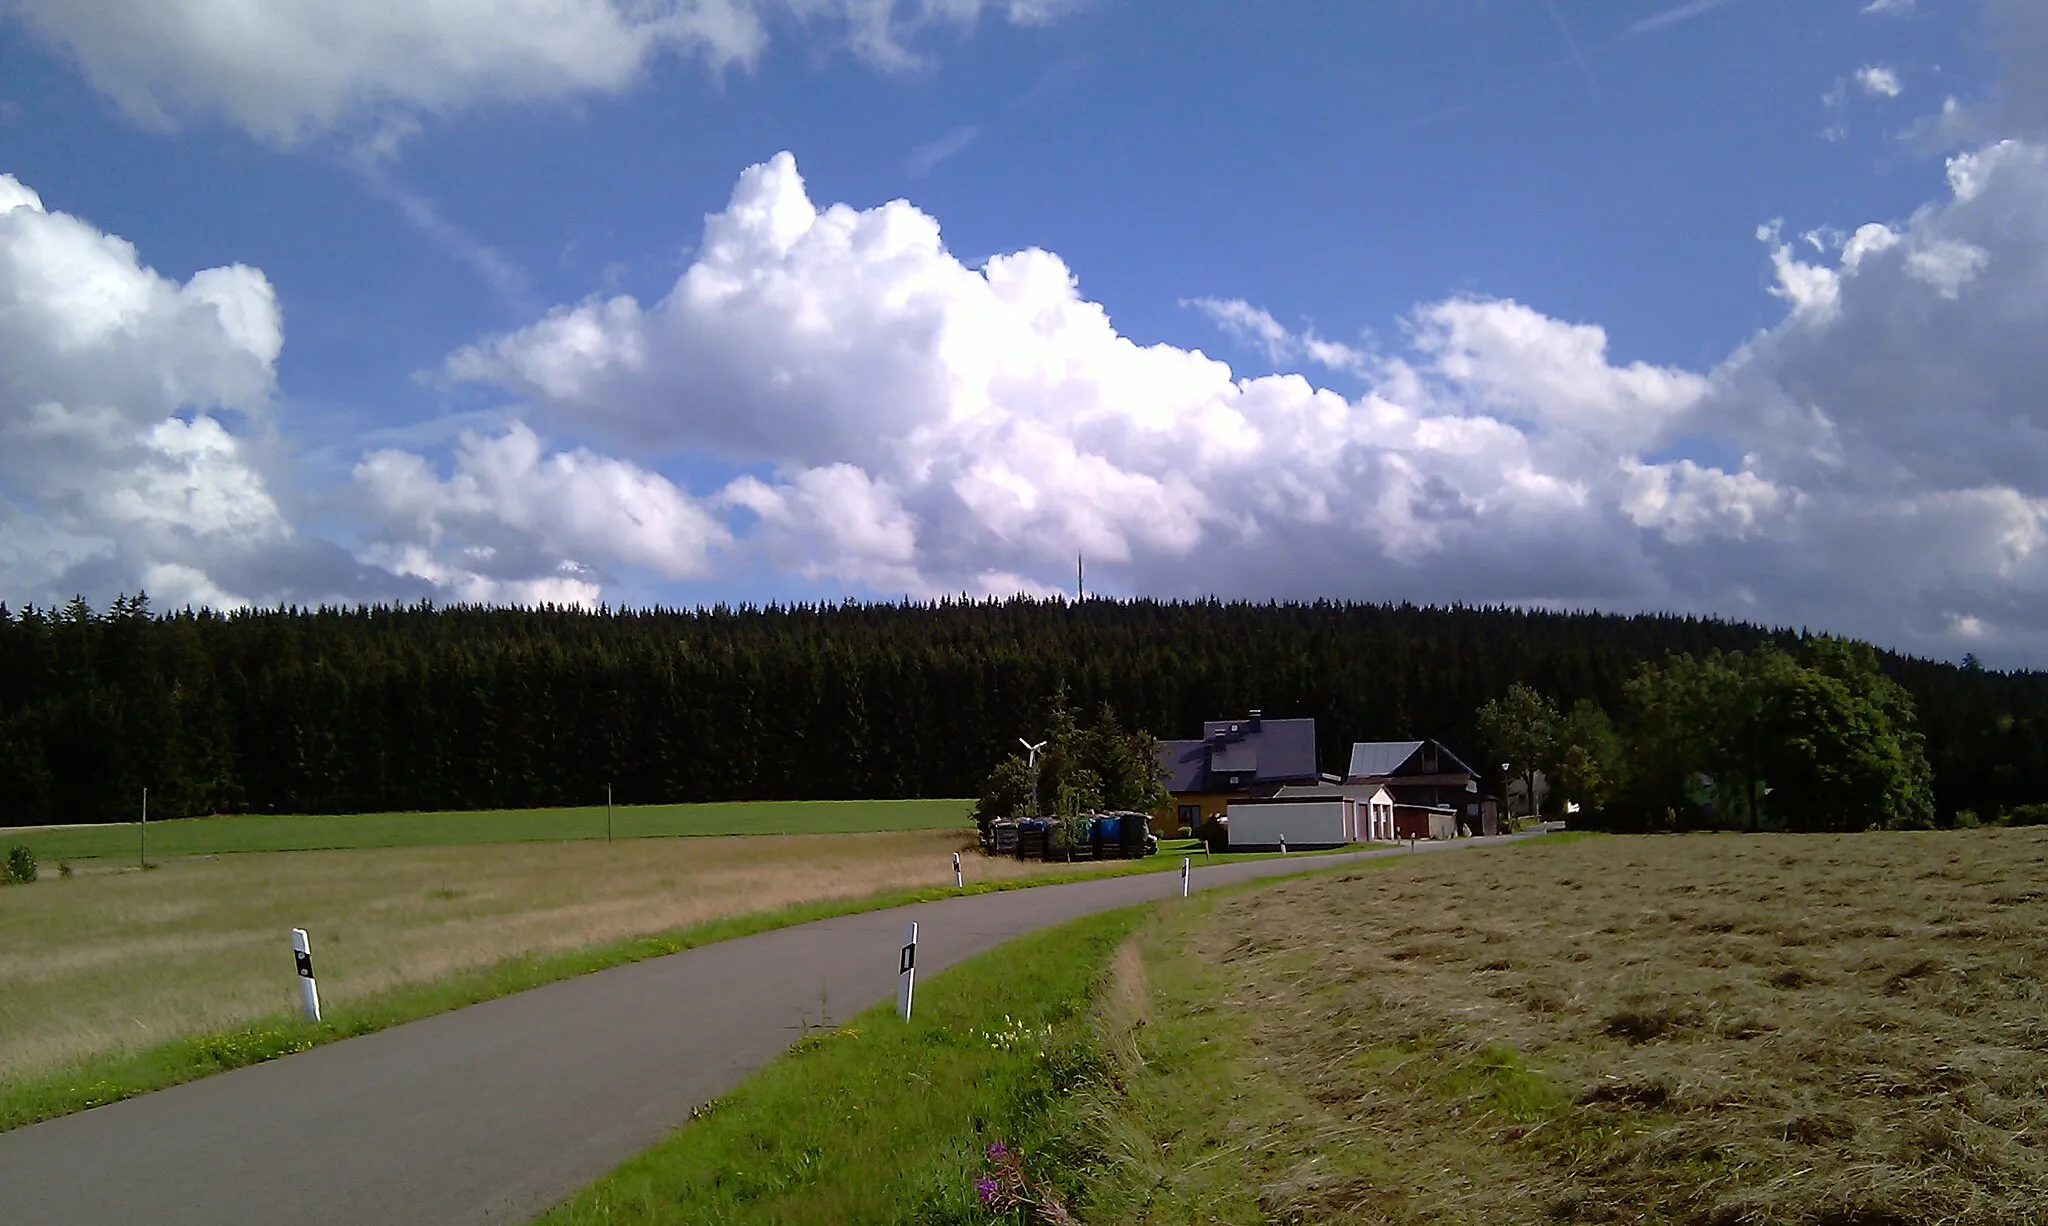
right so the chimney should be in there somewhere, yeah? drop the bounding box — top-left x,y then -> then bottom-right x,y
1249,709 -> 1263,731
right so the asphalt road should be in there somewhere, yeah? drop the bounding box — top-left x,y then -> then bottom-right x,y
0,834 -> 1533,1225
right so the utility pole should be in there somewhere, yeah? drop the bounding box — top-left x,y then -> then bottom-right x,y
1077,553 -> 1084,603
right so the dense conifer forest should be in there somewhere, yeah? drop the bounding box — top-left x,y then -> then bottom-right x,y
0,595 -> 2041,827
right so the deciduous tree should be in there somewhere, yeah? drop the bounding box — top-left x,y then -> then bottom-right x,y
1479,683 -> 1559,821
1555,699 -> 1623,817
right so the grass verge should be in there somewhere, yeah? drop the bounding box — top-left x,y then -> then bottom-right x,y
0,840 -> 1319,1135
535,846 -> 1459,1224
538,903 -> 1152,1224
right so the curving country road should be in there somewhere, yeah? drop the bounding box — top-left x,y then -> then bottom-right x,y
0,834 -> 1534,1225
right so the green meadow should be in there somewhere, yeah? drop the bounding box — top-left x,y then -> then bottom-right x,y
5,798 -> 973,861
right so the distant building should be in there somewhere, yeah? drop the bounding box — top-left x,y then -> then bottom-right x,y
1153,711 -> 1323,836
1154,722 -> 1498,843
1346,738 -> 1499,837
1221,780 -> 1397,851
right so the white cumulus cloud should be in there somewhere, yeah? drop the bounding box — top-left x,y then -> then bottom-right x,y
16,136 -> 2048,659
1619,459 -> 1794,545
722,463 -> 921,588
441,156 -> 1653,600
1185,297 -> 1371,376
1905,238 -> 1991,298
1409,297 -> 1708,448
5,0 -> 1076,143
1856,65 -> 1903,99
353,421 -> 730,604
0,171 -> 727,611
0,172 -> 301,608
433,143 -> 2048,662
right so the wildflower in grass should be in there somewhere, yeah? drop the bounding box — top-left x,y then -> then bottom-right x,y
978,1017 -> 1056,1054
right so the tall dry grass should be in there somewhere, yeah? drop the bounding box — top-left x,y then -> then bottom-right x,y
0,830 -> 1052,1082
1151,829 -> 2048,1225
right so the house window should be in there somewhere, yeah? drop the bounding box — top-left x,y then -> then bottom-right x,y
1177,804 -> 1201,826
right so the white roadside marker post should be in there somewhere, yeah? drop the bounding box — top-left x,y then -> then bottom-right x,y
1280,834 -> 1288,856
1181,856 -> 1190,898
291,928 -> 321,1023
897,922 -> 918,1021
953,852 -> 963,889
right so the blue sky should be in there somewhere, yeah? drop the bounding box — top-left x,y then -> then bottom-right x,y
3,0 -> 2047,663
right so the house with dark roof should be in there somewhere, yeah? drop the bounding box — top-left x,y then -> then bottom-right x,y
1152,711 -> 1325,835
1345,738 -> 1498,837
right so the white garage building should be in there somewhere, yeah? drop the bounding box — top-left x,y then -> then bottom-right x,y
1224,784 -> 1396,851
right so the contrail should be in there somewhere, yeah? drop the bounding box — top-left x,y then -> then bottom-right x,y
1629,0 -> 1736,36
1544,0 -> 1601,100
906,124 -> 982,178
1365,0 -> 1749,149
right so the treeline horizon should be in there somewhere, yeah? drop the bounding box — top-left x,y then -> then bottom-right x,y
0,594 -> 2042,828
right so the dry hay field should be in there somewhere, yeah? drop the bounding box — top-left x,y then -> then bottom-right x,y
1105,828 -> 2048,1226
0,829 -> 1055,1085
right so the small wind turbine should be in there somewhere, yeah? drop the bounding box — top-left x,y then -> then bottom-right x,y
1020,738 -> 1048,816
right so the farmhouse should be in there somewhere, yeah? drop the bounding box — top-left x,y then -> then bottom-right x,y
1154,720 -> 1496,846
1346,738 -> 1499,837
1153,711 -> 1325,836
